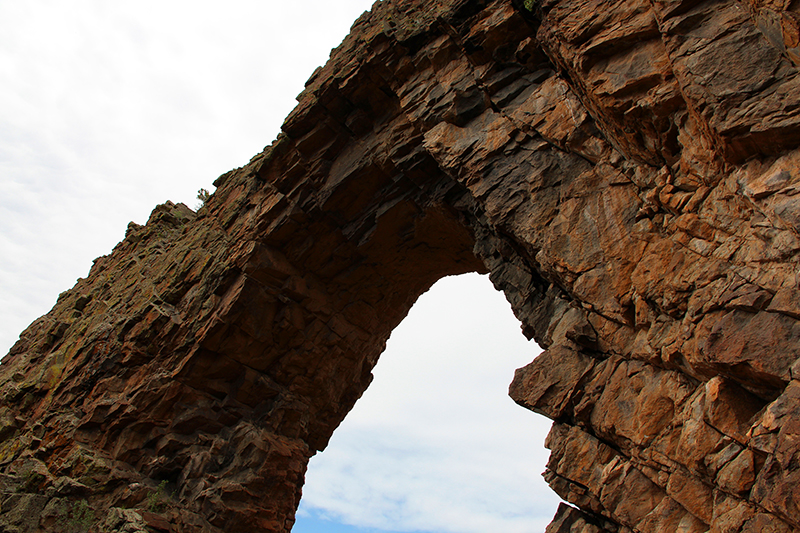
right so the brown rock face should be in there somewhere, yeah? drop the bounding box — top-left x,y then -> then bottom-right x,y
2,0 -> 800,531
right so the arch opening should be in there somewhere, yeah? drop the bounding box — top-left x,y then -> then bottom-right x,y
293,273 -> 559,533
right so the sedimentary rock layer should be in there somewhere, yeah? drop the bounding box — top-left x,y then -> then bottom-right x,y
2,0 -> 800,531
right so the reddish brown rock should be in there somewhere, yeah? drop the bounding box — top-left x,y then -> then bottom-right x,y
1,0 -> 800,531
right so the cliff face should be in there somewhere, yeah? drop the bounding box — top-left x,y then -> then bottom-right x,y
2,0 -> 800,531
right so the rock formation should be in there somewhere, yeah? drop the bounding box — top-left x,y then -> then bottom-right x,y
2,0 -> 800,531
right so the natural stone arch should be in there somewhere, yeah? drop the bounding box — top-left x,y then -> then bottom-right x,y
295,271 -> 556,531
2,0 -> 800,532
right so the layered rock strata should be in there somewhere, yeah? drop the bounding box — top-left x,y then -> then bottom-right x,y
2,0 -> 800,531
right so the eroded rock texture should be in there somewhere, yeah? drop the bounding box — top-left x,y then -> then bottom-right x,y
2,0 -> 800,531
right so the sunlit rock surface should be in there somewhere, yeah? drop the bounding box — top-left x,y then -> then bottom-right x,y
2,0 -> 800,531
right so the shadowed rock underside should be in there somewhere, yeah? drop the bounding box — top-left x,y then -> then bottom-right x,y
2,0 -> 800,531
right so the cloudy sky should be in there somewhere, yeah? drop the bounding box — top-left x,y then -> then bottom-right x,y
0,2 -> 559,531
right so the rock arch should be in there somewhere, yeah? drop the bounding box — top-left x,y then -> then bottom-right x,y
2,0 -> 800,531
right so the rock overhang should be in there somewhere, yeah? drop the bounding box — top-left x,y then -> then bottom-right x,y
2,0 -> 800,531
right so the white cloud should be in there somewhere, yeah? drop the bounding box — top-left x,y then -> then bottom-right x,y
298,274 -> 559,532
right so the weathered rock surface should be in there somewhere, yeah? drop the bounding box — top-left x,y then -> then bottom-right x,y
2,0 -> 800,531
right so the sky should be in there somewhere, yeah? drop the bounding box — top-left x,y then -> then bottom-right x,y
0,2 -> 560,531
294,273 -> 560,533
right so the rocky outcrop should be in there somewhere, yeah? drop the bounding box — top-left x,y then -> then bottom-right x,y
2,0 -> 800,531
